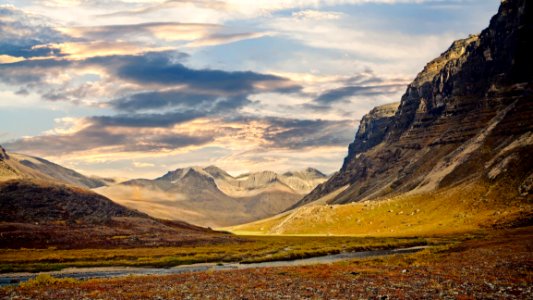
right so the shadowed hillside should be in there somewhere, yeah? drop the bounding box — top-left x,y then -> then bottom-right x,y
0,147 -> 229,249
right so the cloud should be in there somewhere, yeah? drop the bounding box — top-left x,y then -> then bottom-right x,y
185,31 -> 271,47
111,90 -> 252,115
38,41 -> 169,59
6,123 -> 127,155
266,7 -> 464,77
95,1 -> 433,22
98,0 -> 228,18
305,67 -> 410,106
0,54 -> 25,64
261,117 -> 355,149
5,118 -> 216,156
1,5 -> 272,64
5,113 -> 355,159
91,111 -> 205,127
0,50 -> 299,108
59,22 -> 218,42
56,21 -> 270,50
111,52 -> 299,93
315,83 -> 405,104
133,161 -> 155,168
0,58 -> 71,85
292,10 -> 343,20
0,5 -> 68,58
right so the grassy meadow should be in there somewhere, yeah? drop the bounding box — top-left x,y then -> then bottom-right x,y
0,235 -> 430,273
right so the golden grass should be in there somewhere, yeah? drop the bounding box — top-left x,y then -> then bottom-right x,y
19,274 -> 78,288
228,181 -> 531,236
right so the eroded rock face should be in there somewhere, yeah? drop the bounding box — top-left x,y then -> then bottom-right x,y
342,102 -> 399,172
0,146 -> 8,161
294,0 -> 533,208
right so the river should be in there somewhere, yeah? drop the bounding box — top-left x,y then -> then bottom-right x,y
0,246 -> 427,287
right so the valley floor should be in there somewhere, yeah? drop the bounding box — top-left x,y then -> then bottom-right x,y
1,226 -> 532,299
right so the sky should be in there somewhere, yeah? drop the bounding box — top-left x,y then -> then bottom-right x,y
0,0 -> 500,179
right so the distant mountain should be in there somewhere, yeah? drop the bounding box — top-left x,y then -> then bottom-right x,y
0,146 -> 106,189
96,166 -> 328,227
0,146 -> 225,249
232,0 -> 533,235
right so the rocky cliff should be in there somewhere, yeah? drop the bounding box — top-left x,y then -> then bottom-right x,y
294,0 -> 533,208
341,102 -> 399,171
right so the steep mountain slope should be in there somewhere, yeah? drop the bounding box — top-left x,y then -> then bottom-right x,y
293,0 -> 533,208
96,166 -> 327,227
232,0 -> 533,235
0,146 -> 106,189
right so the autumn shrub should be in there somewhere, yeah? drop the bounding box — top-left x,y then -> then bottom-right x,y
19,274 -> 78,288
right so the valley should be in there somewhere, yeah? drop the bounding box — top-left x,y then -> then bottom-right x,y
0,0 -> 532,298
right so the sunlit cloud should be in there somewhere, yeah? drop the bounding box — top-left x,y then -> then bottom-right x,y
35,41 -> 171,59
0,54 -> 24,63
292,10 -> 343,20
0,0 -> 500,177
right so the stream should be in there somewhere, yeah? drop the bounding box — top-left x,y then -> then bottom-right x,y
0,246 -> 427,287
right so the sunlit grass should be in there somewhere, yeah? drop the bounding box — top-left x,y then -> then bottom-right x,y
0,235 -> 430,273
228,181 -> 531,236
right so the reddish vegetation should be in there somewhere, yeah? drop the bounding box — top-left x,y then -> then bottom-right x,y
2,227 -> 531,299
0,217 -> 234,249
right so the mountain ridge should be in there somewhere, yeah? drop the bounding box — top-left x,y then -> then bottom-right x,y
0,145 -> 107,189
232,0 -> 533,235
96,165 -> 328,227
292,0 -> 532,209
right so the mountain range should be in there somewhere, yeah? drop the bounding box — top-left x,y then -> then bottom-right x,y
0,146 -> 227,249
231,0 -> 533,235
95,166 -> 328,227
1,0 -> 531,243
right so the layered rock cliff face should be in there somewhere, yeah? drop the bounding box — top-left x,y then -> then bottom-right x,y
294,0 -> 533,208
341,102 -> 399,171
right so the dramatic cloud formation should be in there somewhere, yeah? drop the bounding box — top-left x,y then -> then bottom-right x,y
0,49 -> 299,108
0,1 -> 500,177
5,115 -> 354,162
0,5 -> 67,59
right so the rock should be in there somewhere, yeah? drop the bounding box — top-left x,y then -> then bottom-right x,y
518,173 -> 533,196
342,102 -> 399,171
0,146 -> 8,161
293,0 -> 533,208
